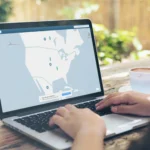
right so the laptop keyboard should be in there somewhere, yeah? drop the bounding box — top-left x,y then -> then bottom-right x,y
14,99 -> 111,133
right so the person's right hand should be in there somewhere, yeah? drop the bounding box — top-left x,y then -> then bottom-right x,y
96,91 -> 150,116
49,104 -> 106,139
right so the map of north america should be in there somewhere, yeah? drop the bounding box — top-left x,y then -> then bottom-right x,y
0,27 -> 101,112
20,29 -> 84,101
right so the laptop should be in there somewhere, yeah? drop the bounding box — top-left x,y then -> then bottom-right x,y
0,19 -> 149,150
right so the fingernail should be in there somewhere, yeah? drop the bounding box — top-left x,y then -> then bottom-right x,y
111,106 -> 117,112
95,103 -> 99,107
95,101 -> 103,107
96,106 -> 99,110
96,104 -> 103,110
49,120 -> 52,126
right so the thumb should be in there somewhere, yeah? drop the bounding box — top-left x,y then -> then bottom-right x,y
111,105 -> 135,114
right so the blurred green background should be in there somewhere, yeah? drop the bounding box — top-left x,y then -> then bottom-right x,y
1,0 -> 150,65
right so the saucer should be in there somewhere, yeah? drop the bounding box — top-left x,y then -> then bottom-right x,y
118,85 -> 132,92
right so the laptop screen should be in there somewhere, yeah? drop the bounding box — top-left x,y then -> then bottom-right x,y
0,23 -> 101,113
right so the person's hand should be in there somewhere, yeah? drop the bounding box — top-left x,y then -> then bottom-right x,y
96,91 -> 150,116
49,104 -> 106,139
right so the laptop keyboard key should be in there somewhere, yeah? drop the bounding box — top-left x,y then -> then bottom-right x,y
14,109 -> 57,133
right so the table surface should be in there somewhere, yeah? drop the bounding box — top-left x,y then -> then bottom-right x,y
0,59 -> 150,150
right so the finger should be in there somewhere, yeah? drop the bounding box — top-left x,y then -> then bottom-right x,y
56,107 -> 69,117
105,93 -> 120,100
49,115 -> 65,127
95,93 -> 121,107
96,94 -> 129,110
111,105 -> 136,115
65,104 -> 77,111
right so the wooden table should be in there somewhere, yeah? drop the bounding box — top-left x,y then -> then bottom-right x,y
0,59 -> 149,150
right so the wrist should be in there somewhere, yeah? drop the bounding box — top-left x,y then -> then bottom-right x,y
76,127 -> 105,141
72,127 -> 105,150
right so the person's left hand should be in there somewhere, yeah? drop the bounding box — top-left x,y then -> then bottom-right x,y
49,104 -> 106,139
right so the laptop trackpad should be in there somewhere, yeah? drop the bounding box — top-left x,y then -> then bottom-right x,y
103,114 -> 134,132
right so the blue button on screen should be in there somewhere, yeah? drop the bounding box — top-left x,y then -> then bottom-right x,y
62,92 -> 71,96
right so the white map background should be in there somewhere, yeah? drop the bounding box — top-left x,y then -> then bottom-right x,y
21,29 -> 83,97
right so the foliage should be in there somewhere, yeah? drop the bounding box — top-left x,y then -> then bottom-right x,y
93,24 -> 142,65
0,0 -> 13,22
58,1 -> 99,19
58,1 -> 143,65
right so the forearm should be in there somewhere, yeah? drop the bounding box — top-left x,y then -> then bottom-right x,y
71,130 -> 104,150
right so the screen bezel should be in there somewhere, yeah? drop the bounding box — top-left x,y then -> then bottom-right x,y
0,19 -> 104,119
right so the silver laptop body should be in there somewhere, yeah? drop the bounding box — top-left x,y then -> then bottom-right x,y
0,19 -> 149,150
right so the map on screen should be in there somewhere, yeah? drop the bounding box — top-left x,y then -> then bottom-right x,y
0,27 -> 101,112
22,29 -> 84,102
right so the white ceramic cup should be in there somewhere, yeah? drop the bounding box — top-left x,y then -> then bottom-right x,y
130,68 -> 150,94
